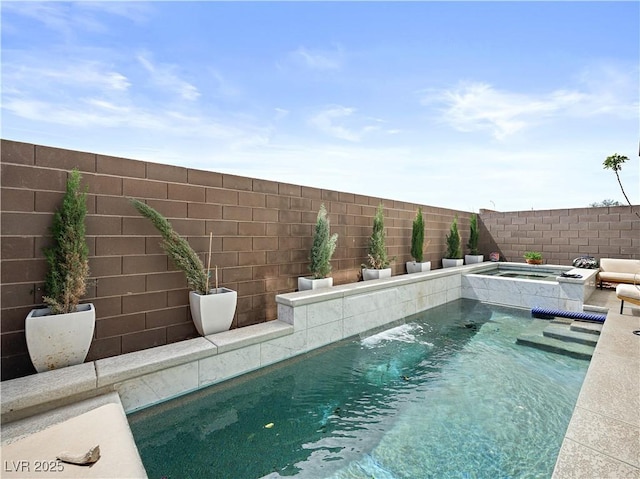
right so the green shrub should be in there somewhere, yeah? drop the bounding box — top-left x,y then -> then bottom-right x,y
445,215 -> 462,259
309,204 -> 338,279
43,169 -> 90,314
366,204 -> 391,269
411,208 -> 425,262
467,213 -> 479,255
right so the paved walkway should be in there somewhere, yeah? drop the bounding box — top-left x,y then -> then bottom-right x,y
552,288 -> 640,478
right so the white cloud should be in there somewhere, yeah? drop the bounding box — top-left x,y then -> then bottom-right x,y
137,54 -> 200,101
308,106 -> 397,142
309,106 -> 360,141
289,45 -> 344,71
274,108 -> 289,120
423,82 -> 583,140
2,2 -> 151,37
423,64 -> 639,140
5,61 -> 130,93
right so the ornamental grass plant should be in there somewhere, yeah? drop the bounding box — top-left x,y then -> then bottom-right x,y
130,198 -> 210,294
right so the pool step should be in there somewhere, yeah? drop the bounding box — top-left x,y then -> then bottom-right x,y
543,324 -> 598,346
516,332 -> 595,360
570,320 -> 602,336
517,320 -> 599,360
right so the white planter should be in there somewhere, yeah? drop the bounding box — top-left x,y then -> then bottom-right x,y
362,268 -> 392,281
465,255 -> 484,265
406,261 -> 431,274
189,288 -> 237,336
298,277 -> 333,291
442,258 -> 464,268
25,303 -> 96,373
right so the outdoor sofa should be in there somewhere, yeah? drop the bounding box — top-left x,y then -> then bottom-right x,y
597,258 -> 640,289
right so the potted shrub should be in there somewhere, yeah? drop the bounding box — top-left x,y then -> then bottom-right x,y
299,204 -> 338,291
464,213 -> 484,264
26,169 -> 96,373
406,207 -> 431,273
130,199 -> 236,336
442,215 -> 463,268
524,251 -> 543,265
362,204 -> 393,280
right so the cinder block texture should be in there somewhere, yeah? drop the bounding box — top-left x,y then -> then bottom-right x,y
479,208 -> 639,263
2,139 -> 638,381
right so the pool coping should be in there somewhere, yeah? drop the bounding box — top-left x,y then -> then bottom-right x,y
1,263 -> 635,478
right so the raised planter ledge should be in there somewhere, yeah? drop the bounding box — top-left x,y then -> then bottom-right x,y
276,265 -> 474,308
1,320 -> 293,424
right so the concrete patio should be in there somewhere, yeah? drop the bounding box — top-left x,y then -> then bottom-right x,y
552,288 -> 640,478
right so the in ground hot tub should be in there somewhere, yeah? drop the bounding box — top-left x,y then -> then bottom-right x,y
462,262 -> 598,311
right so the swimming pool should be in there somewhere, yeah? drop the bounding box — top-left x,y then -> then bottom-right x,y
128,299 -> 588,479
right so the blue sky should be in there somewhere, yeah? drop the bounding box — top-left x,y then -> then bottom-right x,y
2,1 -> 638,212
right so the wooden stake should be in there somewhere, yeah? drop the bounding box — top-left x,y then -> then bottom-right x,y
215,265 -> 219,290
206,232 -> 212,293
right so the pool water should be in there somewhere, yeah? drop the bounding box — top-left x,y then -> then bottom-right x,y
128,299 -> 588,479
480,268 -> 564,281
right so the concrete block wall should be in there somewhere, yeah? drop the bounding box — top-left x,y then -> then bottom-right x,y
3,139 -> 637,381
480,208 -> 640,264
1,139 -> 472,380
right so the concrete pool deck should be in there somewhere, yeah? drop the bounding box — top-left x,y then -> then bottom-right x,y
552,288 -> 640,478
1,280 -> 638,478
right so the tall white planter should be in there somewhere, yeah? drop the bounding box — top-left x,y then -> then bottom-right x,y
442,258 -> 464,268
406,261 -> 431,274
26,303 -> 96,373
298,277 -> 333,291
465,255 -> 484,264
189,288 -> 237,336
362,268 -> 392,281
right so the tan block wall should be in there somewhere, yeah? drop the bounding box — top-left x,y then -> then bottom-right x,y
1,140 -> 473,380
479,208 -> 640,263
3,140 -> 637,380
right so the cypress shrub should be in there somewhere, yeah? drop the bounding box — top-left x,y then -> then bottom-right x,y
309,204 -> 338,279
43,169 -> 90,314
445,215 -> 462,259
411,207 -> 425,262
467,213 -> 479,255
366,204 -> 391,269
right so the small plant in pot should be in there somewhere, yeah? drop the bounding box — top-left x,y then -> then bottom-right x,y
299,204 -> 338,291
524,251 -> 543,265
442,215 -> 463,268
26,169 -> 96,373
130,198 -> 236,336
464,213 -> 484,264
362,204 -> 393,280
407,207 -> 431,273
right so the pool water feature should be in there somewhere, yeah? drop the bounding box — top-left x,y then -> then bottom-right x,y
128,299 -> 588,479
